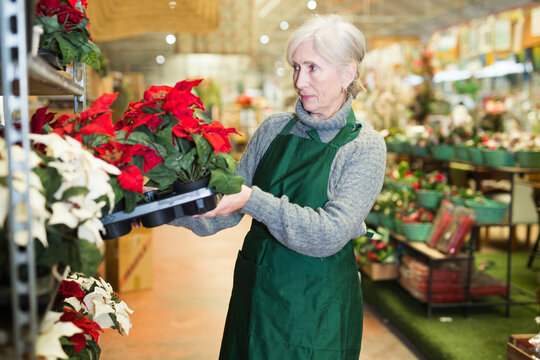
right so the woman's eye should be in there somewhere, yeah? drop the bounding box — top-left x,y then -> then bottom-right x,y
309,65 -> 318,71
292,65 -> 300,71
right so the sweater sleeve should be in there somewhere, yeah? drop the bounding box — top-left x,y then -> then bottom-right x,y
241,126 -> 386,257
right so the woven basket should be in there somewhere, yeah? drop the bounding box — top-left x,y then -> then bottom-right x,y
516,150 -> 540,168
394,218 -> 405,235
465,199 -> 509,224
379,213 -> 395,230
412,144 -> 429,157
402,222 -> 433,242
481,149 -> 516,167
454,144 -> 470,161
365,212 -> 379,226
430,145 -> 456,160
417,190 -> 443,209
467,147 -> 484,164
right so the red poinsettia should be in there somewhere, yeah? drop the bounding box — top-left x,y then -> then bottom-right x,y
93,141 -> 163,193
116,79 -> 244,195
57,280 -> 86,302
200,121 -> 240,154
35,0 -> 87,31
61,307 -> 103,353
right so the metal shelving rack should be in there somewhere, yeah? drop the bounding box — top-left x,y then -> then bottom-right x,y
388,151 -> 540,317
0,0 -> 85,358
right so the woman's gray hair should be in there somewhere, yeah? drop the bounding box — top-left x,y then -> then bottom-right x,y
286,14 -> 366,98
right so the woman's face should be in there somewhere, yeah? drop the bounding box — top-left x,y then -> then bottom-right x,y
292,40 -> 347,121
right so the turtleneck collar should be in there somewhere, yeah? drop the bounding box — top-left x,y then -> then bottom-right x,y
294,96 -> 353,131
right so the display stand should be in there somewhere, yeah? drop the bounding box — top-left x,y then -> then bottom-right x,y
0,1 -> 85,357
388,151 -> 540,316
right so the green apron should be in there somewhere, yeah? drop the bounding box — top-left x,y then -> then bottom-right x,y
219,110 -> 363,360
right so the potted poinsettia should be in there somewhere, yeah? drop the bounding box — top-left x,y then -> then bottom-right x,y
35,0 -> 103,71
413,170 -> 448,209
113,79 -> 244,225
36,273 -> 132,359
30,94 -> 164,237
401,206 -> 435,242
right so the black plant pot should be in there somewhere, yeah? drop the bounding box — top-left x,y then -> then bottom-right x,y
173,177 -> 210,195
102,200 -> 132,240
139,190 -> 176,228
37,48 -> 65,70
180,194 -> 218,216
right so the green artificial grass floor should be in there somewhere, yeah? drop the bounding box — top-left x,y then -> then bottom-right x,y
362,251 -> 540,360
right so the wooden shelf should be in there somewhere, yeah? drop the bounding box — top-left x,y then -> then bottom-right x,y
0,55 -> 84,97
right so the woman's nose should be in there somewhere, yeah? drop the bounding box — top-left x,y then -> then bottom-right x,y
295,70 -> 308,89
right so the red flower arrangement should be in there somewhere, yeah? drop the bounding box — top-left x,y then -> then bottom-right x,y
401,206 -> 435,223
35,0 -> 102,70
115,79 -> 244,195
30,93 -> 163,212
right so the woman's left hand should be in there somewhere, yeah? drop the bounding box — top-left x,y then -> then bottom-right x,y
196,185 -> 252,218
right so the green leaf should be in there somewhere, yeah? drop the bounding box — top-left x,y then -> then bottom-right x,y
192,133 -> 212,167
123,190 -> 140,213
33,165 -> 62,203
144,163 -> 178,189
74,239 -> 103,276
209,168 -> 245,194
155,126 -> 177,155
61,186 -> 89,201
36,16 -> 60,32
55,35 -> 77,65
164,155 -> 181,173
178,148 -> 196,171
126,130 -> 153,146
80,50 -> 101,71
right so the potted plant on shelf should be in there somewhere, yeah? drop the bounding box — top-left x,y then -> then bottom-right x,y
36,273 -> 133,360
514,134 -> 540,169
353,228 -> 398,281
30,94 -> 158,238
401,206 -> 435,242
413,171 -> 448,209
35,0 -> 103,71
479,133 -> 518,167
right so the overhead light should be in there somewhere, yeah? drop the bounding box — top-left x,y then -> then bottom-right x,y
166,34 -> 176,44
156,55 -> 166,64
307,0 -> 317,10
168,1 -> 176,9
280,21 -> 289,31
259,35 -> 270,45
276,67 -> 285,77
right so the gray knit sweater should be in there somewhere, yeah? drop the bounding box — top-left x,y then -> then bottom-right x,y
169,98 -> 387,257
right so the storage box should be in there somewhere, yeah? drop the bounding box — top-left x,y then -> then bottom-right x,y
507,334 -> 538,360
105,227 -> 153,293
361,262 -> 398,281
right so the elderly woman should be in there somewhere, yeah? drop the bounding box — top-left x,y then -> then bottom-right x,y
171,14 -> 386,360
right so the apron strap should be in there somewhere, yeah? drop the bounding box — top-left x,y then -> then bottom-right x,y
306,129 -> 322,142
329,109 -> 362,147
279,118 -> 297,135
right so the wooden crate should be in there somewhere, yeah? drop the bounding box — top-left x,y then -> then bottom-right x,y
105,227 -> 153,293
507,334 -> 538,360
360,263 -> 399,281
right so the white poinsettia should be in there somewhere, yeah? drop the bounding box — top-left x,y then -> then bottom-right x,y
83,287 -> 116,329
29,133 -> 120,244
0,137 -> 50,247
113,300 -> 134,335
36,311 -> 83,360
69,273 -> 134,334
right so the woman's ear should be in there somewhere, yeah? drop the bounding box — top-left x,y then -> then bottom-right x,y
342,63 -> 357,89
